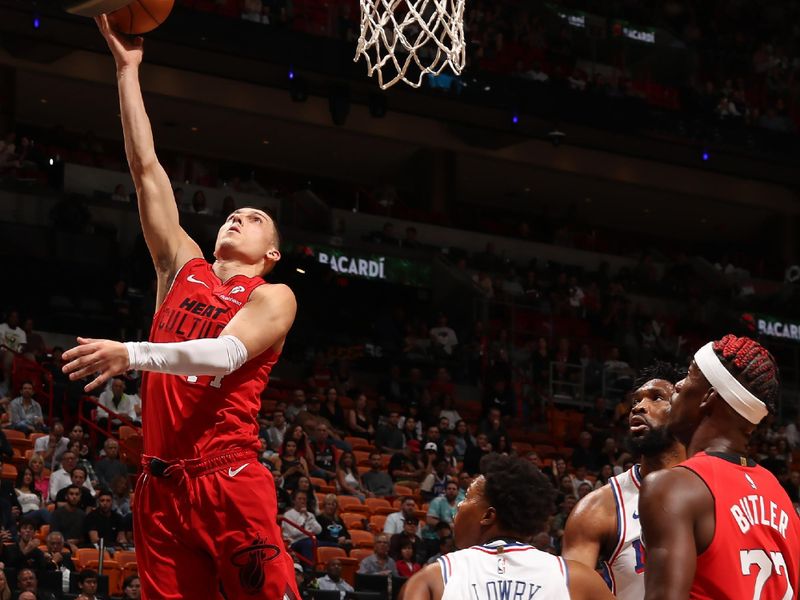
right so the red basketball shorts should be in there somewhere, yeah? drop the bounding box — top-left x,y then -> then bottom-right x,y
133,449 -> 300,600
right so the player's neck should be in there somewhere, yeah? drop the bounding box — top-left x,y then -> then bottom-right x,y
688,421 -> 749,458
212,258 -> 263,281
639,443 -> 686,477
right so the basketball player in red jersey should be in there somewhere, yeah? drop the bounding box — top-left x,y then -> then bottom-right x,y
563,362 -> 686,600
61,15 -> 300,600
640,335 -> 800,600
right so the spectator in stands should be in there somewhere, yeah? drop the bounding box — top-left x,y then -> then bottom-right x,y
310,423 -> 337,482
0,569 -> 9,600
388,440 -> 424,486
34,421 -> 69,471
438,396 -> 461,431
42,530 -> 75,572
425,530 -> 455,565
55,467 -> 95,510
347,393 -> 374,440
190,190 -> 211,215
285,389 -> 307,422
550,495 -> 578,549
94,439 -> 129,491
463,433 -> 492,475
420,457 -> 449,502
281,490 -> 321,567
278,439 -> 310,493
9,381 -> 46,434
49,452 -> 81,504
401,416 -> 420,445
96,377 -> 138,431
362,452 -> 394,497
7,519 -> 46,571
110,475 -> 131,519
21,318 -> 45,359
16,569 -> 56,600
396,538 -> 422,577
570,431 -> 601,472
286,424 -> 313,461
120,575 -> 140,600
430,315 -> 458,358
315,558 -> 353,599
336,452 -> 366,500
452,420 -> 475,460
266,409 -> 289,451
28,455 -> 49,503
320,387 -> 346,434
375,411 -> 404,453
389,515 -> 422,562
294,477 -> 318,515
384,496 -> 418,536
316,494 -> 352,550
77,569 -> 102,600
426,480 -> 458,529
478,407 -> 508,446
357,533 -> 397,576
67,425 -> 90,461
0,309 -> 26,384
85,489 -> 128,549
15,467 -> 49,526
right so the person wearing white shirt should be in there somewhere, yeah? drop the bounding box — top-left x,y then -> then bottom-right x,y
49,451 -> 95,503
315,559 -> 354,599
96,378 -> 138,427
281,490 -> 321,566
383,497 -> 420,536
33,422 -> 70,471
429,316 -> 458,356
0,310 -> 26,384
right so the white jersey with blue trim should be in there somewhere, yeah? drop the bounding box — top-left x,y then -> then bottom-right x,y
600,464 -> 646,600
439,540 -> 571,600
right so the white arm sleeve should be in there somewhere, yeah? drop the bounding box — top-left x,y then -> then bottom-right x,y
124,335 -> 249,377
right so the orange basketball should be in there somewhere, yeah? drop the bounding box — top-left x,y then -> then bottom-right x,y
107,0 -> 174,35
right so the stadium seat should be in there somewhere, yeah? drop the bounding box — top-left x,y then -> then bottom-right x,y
340,512 -> 366,530
338,556 -> 359,587
309,477 -> 328,489
2,429 -> 26,441
345,437 -> 373,452
368,514 -> 387,532
364,498 -> 391,513
86,560 -> 121,595
1,464 -> 17,481
122,561 -> 138,583
394,485 -> 413,497
353,450 -> 371,464
115,550 -> 137,565
336,496 -> 364,512
75,548 -> 113,568
36,524 -> 49,542
29,433 -> 47,445
316,545 -> 346,569
349,529 -> 374,549
315,492 -> 327,508
118,425 -> 139,440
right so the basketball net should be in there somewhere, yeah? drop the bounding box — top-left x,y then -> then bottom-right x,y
354,0 -> 466,89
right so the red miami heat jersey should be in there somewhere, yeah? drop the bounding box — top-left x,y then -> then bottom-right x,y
141,258 -> 278,460
679,452 -> 800,600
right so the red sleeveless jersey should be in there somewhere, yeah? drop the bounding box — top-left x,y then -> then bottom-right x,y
141,258 -> 279,460
679,452 -> 800,600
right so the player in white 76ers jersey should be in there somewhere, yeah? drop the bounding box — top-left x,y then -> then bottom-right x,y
399,454 -> 613,600
563,363 -> 686,600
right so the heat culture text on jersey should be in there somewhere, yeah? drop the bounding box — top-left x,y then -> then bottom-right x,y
467,580 -> 543,600
155,297 -> 230,339
730,494 -> 790,538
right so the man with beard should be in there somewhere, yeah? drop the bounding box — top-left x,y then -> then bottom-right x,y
562,363 -> 686,600
640,335 -> 800,600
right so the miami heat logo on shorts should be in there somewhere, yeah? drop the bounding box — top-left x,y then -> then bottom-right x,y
230,534 -> 281,594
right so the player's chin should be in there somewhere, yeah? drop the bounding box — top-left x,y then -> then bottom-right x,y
629,425 -> 650,438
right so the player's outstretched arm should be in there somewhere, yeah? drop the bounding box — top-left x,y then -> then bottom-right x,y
96,14 -> 201,285
62,284 -> 297,391
564,560 -> 616,600
562,485 -> 615,568
639,468 -> 708,600
398,562 -> 444,600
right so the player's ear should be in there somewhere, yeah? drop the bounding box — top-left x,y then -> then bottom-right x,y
480,506 -> 496,528
700,387 -> 719,416
266,248 -> 281,262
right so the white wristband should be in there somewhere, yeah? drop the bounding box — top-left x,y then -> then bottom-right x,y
125,335 -> 248,376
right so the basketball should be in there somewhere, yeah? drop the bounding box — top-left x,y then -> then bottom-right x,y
107,0 -> 174,35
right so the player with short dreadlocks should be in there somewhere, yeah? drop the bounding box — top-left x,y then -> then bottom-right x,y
640,335 -> 800,600
563,362 -> 686,600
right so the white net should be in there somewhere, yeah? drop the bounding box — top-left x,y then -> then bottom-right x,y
354,0 -> 466,89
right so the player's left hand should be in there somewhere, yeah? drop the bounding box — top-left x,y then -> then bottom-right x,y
62,337 -> 130,392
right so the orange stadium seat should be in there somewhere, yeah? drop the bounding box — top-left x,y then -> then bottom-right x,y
349,529 -> 374,549
394,485 -> 413,497
2,429 -> 26,441
364,498 -> 391,513
336,496 -> 364,513
340,512 -> 366,530
368,514 -> 386,532
1,464 -> 17,481
316,546 -> 346,569
350,548 -> 373,563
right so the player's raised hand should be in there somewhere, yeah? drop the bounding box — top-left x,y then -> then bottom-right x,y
95,14 -> 143,70
62,337 -> 130,392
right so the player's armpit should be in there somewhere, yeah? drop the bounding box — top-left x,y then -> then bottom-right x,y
639,468 -> 709,600
398,562 -> 443,600
220,284 -> 297,360
562,485 -> 615,568
565,560 -> 615,600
